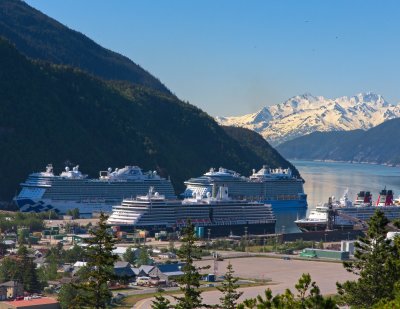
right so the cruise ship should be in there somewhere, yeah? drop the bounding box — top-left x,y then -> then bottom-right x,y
182,166 -> 307,210
336,188 -> 400,222
294,197 -> 354,232
14,164 -> 176,214
296,189 -> 400,232
107,186 -> 276,237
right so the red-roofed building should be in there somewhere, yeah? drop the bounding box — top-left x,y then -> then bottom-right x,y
0,297 -> 60,309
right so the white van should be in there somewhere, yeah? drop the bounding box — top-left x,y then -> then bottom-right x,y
136,276 -> 151,286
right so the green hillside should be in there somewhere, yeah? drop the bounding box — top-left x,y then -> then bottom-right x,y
0,39 -> 298,202
0,0 -> 170,93
223,126 -> 300,174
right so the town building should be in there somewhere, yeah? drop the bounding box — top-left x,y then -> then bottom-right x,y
0,297 -> 60,309
0,281 -> 23,299
148,263 -> 184,281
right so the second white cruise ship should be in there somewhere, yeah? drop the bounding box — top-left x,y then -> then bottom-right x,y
14,164 -> 176,214
107,186 -> 276,236
182,166 -> 307,210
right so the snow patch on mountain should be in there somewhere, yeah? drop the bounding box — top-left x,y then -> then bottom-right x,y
216,92 -> 400,146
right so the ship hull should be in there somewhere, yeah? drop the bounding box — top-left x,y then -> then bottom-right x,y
15,180 -> 176,215
15,198 -> 115,214
295,221 -> 354,233
115,222 -> 276,237
296,206 -> 400,232
337,206 -> 400,222
265,199 -> 307,210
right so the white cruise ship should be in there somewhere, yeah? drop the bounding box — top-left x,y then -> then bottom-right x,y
107,187 -> 276,237
182,166 -> 307,210
14,164 -> 176,214
295,202 -> 354,232
296,189 -> 400,232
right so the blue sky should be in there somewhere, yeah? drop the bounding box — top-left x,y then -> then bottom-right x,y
26,0 -> 400,116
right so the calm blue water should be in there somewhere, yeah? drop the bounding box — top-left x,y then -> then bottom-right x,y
277,160 -> 400,233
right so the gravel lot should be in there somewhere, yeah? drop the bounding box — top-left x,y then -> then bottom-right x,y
133,256 -> 357,308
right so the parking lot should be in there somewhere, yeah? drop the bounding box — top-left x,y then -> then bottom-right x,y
133,256 -> 357,308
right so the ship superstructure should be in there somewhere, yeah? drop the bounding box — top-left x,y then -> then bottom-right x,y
296,188 -> 400,232
107,186 -> 276,236
376,188 -> 394,206
294,197 -> 353,232
183,166 -> 307,210
353,191 -> 372,207
15,164 -> 176,214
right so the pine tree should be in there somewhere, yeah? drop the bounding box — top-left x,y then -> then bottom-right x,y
76,212 -> 118,308
217,262 -> 243,309
58,283 -> 85,309
18,245 -> 41,292
337,210 -> 400,308
174,220 -> 210,309
152,294 -> 172,309
238,273 -> 337,308
123,246 -> 137,265
137,247 -> 151,266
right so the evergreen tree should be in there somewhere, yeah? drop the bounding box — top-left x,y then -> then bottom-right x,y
136,247 -> 151,266
174,220 -> 210,309
217,262 -> 243,309
123,246 -> 137,265
337,210 -> 399,308
75,212 -> 118,308
152,294 -> 172,309
238,273 -> 337,308
18,245 -> 41,292
169,240 -> 176,253
67,208 -> 80,219
64,245 -> 87,263
42,255 -> 59,281
58,283 -> 84,309
0,257 -> 21,282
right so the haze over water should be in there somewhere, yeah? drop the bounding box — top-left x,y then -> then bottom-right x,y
279,160 -> 400,233
294,160 -> 400,208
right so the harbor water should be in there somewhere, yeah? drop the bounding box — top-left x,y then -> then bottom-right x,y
277,160 -> 400,233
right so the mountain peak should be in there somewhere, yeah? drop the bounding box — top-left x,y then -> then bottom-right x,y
284,93 -> 318,103
354,92 -> 387,106
216,92 -> 400,145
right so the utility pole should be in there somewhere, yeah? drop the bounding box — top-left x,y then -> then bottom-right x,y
244,226 -> 248,252
213,252 -> 218,276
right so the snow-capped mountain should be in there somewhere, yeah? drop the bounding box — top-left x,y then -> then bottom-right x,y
216,92 -> 400,145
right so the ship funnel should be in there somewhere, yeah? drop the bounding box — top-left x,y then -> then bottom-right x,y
218,186 -> 229,200
212,184 -> 217,198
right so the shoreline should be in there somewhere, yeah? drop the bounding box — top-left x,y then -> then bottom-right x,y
289,158 -> 400,168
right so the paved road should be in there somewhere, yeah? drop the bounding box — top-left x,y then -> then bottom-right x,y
132,257 -> 357,308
